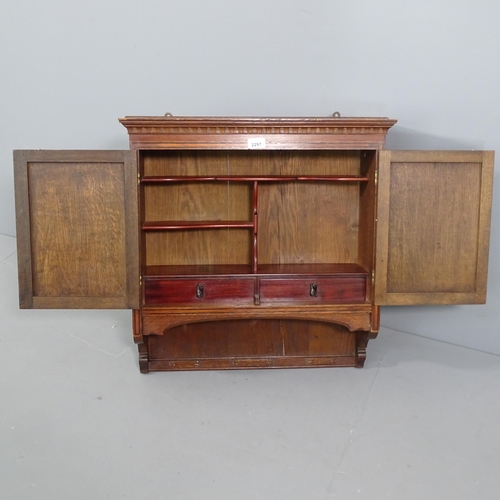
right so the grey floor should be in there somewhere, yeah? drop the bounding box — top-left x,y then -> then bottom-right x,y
1,234 -> 500,500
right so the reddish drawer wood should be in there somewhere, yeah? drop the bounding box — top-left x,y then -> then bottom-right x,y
259,277 -> 366,304
144,277 -> 255,306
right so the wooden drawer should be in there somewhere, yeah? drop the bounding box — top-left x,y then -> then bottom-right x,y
144,277 -> 255,306
259,277 -> 366,304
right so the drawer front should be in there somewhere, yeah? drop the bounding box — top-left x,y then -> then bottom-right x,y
144,277 -> 255,306
259,277 -> 366,304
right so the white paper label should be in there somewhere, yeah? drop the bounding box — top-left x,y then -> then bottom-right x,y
248,137 -> 266,149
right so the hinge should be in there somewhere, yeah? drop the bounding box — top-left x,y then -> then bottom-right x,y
371,270 -> 375,285
374,169 -> 378,186
139,275 -> 143,287
138,173 -> 141,185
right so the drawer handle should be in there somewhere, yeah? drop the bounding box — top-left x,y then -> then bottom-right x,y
309,283 -> 318,297
196,284 -> 204,299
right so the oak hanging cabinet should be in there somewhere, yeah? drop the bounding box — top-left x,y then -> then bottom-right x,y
13,115 -> 494,372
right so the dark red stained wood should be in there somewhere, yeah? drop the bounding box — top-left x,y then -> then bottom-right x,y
144,277 -> 256,306
253,181 -> 258,273
142,176 -> 217,183
143,264 -> 369,306
141,175 -> 369,183
217,176 -> 296,182
142,220 -> 254,230
295,176 -> 368,181
145,275 -> 366,306
259,277 -> 367,304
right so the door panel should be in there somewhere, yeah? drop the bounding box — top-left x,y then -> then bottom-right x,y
375,150 -> 493,305
14,150 -> 139,309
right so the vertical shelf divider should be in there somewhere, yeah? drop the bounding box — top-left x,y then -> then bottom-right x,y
252,180 -> 259,273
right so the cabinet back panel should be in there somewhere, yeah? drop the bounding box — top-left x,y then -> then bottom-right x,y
247,150 -> 361,264
258,182 -> 360,264
149,320 -> 283,359
147,320 -> 354,360
144,183 -> 251,221
143,150 -> 361,175
145,229 -> 251,266
142,150 -> 228,176
28,163 -> 127,298
228,150 -> 360,175
282,320 -> 355,356
387,162 -> 481,293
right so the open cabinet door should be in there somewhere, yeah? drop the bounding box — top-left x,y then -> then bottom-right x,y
14,150 -> 139,309
375,150 -> 493,306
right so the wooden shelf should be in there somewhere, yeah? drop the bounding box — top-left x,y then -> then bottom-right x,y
141,175 -> 369,183
295,176 -> 368,181
145,264 -> 253,276
142,176 -> 217,183
256,263 -> 368,276
142,220 -> 254,230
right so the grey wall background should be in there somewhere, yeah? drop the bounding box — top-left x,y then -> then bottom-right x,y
1,1 -> 499,353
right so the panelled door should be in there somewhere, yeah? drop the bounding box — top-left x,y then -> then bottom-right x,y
14,150 -> 139,309
375,150 -> 494,305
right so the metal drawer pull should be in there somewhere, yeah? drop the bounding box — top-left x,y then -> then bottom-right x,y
196,284 -> 204,299
309,283 -> 318,297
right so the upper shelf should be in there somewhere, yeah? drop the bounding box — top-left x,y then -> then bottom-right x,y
119,116 -> 397,151
141,175 -> 370,183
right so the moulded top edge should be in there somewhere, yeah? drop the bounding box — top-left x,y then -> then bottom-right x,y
119,116 -> 398,127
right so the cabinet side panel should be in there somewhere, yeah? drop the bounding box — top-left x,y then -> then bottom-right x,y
358,151 -> 377,301
28,162 -> 129,306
